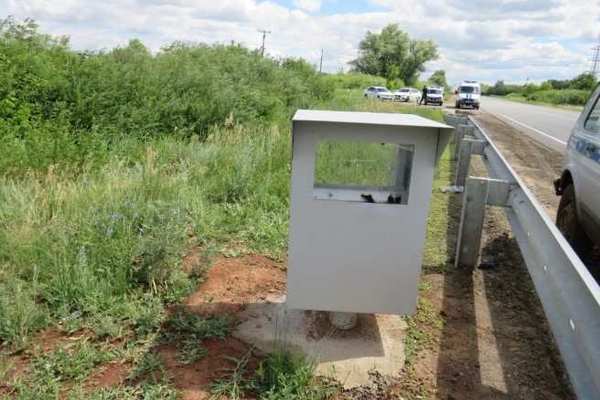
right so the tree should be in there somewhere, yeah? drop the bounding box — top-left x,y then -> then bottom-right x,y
428,70 -> 447,88
569,73 -> 597,91
349,24 -> 438,85
487,80 -> 507,95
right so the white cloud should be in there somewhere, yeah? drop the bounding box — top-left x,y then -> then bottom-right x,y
1,0 -> 598,83
293,0 -> 321,13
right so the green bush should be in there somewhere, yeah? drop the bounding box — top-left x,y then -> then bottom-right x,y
0,18 -> 333,173
323,72 -> 387,89
525,89 -> 591,105
0,18 -> 446,349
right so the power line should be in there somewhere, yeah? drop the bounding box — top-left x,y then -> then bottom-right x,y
258,29 -> 271,57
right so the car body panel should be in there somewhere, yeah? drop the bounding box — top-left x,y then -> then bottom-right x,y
561,84 -> 600,243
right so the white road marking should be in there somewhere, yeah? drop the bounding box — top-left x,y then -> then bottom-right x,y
492,111 -> 567,146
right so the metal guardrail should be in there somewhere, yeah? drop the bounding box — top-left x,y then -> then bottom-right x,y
445,113 -> 600,400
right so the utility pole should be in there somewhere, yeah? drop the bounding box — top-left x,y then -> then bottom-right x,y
319,48 -> 324,73
591,35 -> 600,78
258,29 -> 271,57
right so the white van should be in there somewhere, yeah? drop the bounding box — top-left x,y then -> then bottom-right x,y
455,81 -> 481,109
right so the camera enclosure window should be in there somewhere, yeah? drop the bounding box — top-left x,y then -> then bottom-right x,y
313,139 -> 414,204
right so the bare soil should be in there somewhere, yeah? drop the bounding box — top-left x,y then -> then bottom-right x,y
159,254 -> 287,400
185,254 -> 286,316
387,144 -> 574,399
394,206 -> 573,399
472,111 -> 563,219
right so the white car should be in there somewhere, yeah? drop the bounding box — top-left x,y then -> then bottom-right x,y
364,86 -> 394,101
423,87 -> 444,106
555,83 -> 600,259
394,88 -> 421,103
455,81 -> 481,109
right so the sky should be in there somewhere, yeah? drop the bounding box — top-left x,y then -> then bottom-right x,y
2,0 -> 599,84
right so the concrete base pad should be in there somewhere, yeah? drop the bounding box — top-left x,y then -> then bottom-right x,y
233,295 -> 407,388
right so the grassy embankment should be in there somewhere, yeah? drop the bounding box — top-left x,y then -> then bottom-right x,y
499,92 -> 586,111
484,74 -> 597,109
0,19 -> 451,399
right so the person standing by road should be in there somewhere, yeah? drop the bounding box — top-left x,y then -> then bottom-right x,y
419,86 -> 427,105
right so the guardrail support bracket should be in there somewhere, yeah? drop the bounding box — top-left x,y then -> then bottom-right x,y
455,177 -> 511,268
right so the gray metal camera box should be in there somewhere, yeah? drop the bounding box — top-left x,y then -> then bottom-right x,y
287,110 -> 453,315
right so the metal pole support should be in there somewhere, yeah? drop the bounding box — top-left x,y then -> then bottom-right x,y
455,177 -> 511,268
445,114 -> 468,128
453,124 -> 475,161
455,138 -> 487,188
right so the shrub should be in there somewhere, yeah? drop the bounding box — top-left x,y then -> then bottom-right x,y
323,72 -> 387,89
526,89 -> 591,105
0,18 -> 334,173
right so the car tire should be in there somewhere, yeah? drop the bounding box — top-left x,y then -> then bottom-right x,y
556,183 -> 593,260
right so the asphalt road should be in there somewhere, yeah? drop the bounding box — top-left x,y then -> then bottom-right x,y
480,96 -> 580,151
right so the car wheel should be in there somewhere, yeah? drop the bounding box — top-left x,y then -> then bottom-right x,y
556,183 -> 593,260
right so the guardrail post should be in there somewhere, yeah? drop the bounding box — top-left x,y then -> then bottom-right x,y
453,125 -> 465,161
455,138 -> 487,187
455,177 -> 511,269
455,139 -> 473,187
455,177 -> 488,268
445,114 -> 468,128
453,124 -> 474,160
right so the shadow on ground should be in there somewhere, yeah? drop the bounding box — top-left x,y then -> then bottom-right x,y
432,164 -> 573,399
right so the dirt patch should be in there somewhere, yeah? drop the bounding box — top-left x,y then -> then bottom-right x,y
0,327 -> 94,385
157,338 -> 259,400
157,254 -> 285,399
86,361 -> 131,390
472,112 -> 563,219
185,254 -> 286,316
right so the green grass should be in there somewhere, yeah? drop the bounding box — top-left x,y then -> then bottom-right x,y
211,349 -> 337,400
499,92 -> 587,110
0,88 -> 444,349
0,40 -> 446,397
7,340 -> 118,399
315,140 -> 404,188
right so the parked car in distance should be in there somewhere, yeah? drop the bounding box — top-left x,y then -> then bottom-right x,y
423,87 -> 443,106
393,87 -> 421,103
455,81 -> 481,109
554,83 -> 600,260
364,86 -> 394,101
